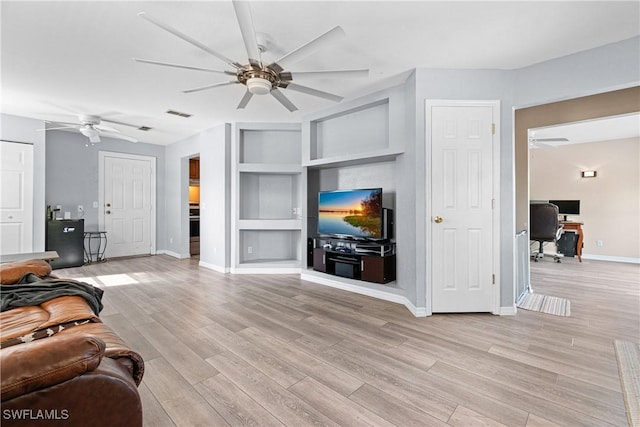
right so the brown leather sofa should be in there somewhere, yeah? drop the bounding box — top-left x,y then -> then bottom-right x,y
0,260 -> 144,426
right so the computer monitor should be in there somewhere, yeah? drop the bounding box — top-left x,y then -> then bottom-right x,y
548,200 -> 580,221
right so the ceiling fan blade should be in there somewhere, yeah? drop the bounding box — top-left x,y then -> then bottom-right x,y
285,82 -> 343,102
531,137 -> 569,142
290,69 -> 369,79
99,131 -> 138,143
89,134 -> 101,144
270,89 -> 298,112
36,125 -> 78,132
182,81 -> 239,94
237,90 -> 254,109
232,1 -> 262,68
95,124 -> 119,133
133,58 -> 234,75
101,118 -> 139,128
272,26 -> 345,70
138,12 -> 242,69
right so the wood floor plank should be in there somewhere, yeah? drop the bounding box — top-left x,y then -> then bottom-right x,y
136,322 -> 219,385
238,327 -> 364,396
488,344 -> 622,392
292,337 -> 458,423
349,384 -> 449,427
447,405 -> 510,427
198,321 -> 306,388
101,313 -> 162,362
194,374 -> 285,427
206,351 -> 340,427
138,382 -> 176,427
429,361 -> 624,427
143,357 -> 228,427
150,310 -> 226,360
289,377 -> 396,427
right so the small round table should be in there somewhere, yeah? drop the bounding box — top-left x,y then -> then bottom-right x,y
84,231 -> 107,264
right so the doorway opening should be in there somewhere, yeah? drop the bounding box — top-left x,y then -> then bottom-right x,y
189,156 -> 200,257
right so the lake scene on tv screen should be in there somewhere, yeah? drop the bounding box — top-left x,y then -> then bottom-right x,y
318,189 -> 382,238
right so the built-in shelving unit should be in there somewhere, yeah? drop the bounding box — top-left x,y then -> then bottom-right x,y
301,86 -> 409,303
232,123 -> 302,273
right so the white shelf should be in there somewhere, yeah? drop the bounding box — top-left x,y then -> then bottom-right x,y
234,123 -> 302,272
303,148 -> 404,169
238,163 -> 302,174
238,219 -> 301,230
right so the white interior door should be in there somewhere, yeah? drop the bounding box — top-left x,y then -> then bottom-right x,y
429,102 -> 498,313
99,152 -> 155,258
0,141 -> 33,255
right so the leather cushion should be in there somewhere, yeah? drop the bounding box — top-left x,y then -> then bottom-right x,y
1,333 -> 105,401
0,260 -> 52,285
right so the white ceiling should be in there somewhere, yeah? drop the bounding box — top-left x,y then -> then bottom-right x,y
2,1 -> 639,145
529,113 -> 640,147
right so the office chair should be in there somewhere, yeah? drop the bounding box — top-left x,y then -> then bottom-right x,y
530,203 -> 563,262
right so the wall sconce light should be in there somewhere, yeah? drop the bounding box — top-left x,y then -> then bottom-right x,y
581,170 -> 597,178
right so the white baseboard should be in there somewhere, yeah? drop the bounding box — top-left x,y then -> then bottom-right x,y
300,272 -> 428,317
156,249 -> 190,259
231,267 -> 302,275
199,261 -> 228,274
581,253 -> 640,264
499,305 -> 517,315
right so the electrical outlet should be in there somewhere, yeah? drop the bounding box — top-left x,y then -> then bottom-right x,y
596,240 -> 604,247
92,201 -> 98,208
247,246 -> 253,254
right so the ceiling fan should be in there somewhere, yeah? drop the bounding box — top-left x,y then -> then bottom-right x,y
528,135 -> 569,149
38,114 -> 139,144
134,1 -> 369,112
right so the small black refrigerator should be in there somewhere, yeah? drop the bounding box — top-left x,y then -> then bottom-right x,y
46,219 -> 84,269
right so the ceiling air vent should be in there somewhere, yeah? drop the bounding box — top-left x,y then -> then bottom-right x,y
166,109 -> 192,118
138,126 -> 152,131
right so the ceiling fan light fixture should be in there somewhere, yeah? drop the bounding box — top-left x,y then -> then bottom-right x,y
246,77 -> 272,95
80,127 -> 99,138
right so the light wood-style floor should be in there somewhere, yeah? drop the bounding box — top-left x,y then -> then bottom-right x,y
56,255 -> 639,427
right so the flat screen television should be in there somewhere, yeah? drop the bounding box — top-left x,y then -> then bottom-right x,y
318,188 -> 383,239
549,199 -> 580,220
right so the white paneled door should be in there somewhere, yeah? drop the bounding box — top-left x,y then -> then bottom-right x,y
0,141 -> 33,255
429,102 -> 499,313
99,152 -> 155,258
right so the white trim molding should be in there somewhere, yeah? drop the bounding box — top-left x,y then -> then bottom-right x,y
199,260 -> 229,274
301,272 -> 428,317
156,249 -> 190,259
581,254 -> 640,264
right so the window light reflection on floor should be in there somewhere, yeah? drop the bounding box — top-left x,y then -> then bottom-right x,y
94,274 -> 139,287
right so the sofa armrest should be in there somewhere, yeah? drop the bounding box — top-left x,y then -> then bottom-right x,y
1,334 -> 105,401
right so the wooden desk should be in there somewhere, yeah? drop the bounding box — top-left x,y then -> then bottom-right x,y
0,251 -> 59,264
561,222 -> 583,262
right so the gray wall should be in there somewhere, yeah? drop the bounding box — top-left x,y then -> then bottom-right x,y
44,129 -> 166,243
514,36 -> 640,107
164,123 -> 231,270
413,69 -> 515,309
1,114 -> 47,251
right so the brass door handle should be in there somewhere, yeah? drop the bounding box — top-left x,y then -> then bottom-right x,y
434,216 -> 443,223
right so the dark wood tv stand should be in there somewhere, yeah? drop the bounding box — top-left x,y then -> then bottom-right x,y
312,239 -> 396,284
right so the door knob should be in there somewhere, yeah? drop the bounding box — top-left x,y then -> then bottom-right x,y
106,203 -> 111,207
434,216 -> 443,223
106,210 -> 111,215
